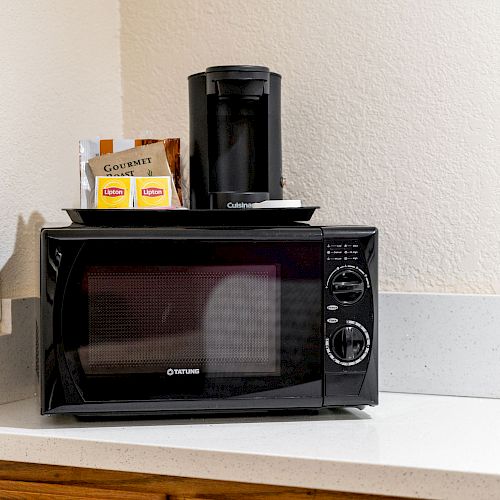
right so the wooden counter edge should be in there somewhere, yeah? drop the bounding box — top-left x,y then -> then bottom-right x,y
0,460 -> 420,499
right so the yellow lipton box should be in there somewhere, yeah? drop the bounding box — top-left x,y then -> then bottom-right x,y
95,176 -> 133,208
135,176 -> 172,208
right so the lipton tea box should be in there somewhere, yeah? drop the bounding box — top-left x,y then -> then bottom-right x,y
95,176 -> 133,208
135,177 -> 171,209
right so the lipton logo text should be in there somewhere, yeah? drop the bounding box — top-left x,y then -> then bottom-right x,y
103,188 -> 125,197
142,188 -> 164,197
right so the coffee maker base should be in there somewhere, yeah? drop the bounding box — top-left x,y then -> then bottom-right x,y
210,191 -> 270,209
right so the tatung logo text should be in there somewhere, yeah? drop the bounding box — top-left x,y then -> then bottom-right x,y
166,368 -> 200,376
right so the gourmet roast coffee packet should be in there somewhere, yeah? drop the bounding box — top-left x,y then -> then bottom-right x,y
79,138 -> 181,208
89,142 -> 167,179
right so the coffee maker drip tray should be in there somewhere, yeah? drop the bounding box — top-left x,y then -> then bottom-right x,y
64,207 -> 319,227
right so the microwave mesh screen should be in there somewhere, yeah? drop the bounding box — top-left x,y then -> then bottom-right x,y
84,265 -> 280,375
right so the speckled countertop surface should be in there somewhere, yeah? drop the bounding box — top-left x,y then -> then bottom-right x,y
0,392 -> 499,499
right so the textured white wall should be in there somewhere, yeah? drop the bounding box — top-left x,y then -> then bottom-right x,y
0,1 -> 122,298
121,0 -> 500,294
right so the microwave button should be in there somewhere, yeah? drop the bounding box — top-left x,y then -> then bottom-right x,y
326,305 -> 338,311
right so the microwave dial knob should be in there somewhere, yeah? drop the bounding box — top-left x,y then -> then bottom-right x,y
327,267 -> 366,305
326,322 -> 370,366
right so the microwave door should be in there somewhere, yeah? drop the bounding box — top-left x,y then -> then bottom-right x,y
47,235 -> 323,413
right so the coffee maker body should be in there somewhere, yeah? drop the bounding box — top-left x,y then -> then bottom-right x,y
189,65 -> 282,209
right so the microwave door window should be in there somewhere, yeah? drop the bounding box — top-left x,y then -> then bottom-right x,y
203,271 -> 279,374
81,265 -> 280,378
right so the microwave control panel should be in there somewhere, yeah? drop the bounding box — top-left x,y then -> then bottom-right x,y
322,228 -> 377,405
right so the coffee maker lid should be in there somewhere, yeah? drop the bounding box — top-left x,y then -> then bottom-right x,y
188,66 -> 281,79
206,65 -> 269,73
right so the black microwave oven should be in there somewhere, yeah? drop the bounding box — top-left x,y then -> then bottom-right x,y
40,224 -> 378,417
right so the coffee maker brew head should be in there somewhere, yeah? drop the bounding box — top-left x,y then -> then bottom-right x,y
189,65 -> 283,209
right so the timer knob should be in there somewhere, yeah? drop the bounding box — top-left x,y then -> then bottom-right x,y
331,326 -> 366,362
328,268 -> 366,305
326,321 -> 371,366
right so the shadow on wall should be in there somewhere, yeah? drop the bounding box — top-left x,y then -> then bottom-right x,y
0,297 -> 38,404
0,212 -> 45,404
0,212 -> 46,299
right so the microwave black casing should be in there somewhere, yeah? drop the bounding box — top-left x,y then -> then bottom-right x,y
40,225 -> 377,417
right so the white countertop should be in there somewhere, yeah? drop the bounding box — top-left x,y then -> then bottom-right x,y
1,392 -> 500,499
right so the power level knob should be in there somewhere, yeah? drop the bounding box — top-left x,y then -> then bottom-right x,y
328,268 -> 366,304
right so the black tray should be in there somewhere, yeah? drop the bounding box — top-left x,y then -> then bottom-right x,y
64,207 -> 319,226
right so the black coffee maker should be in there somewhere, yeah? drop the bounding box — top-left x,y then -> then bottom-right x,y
189,65 -> 283,209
